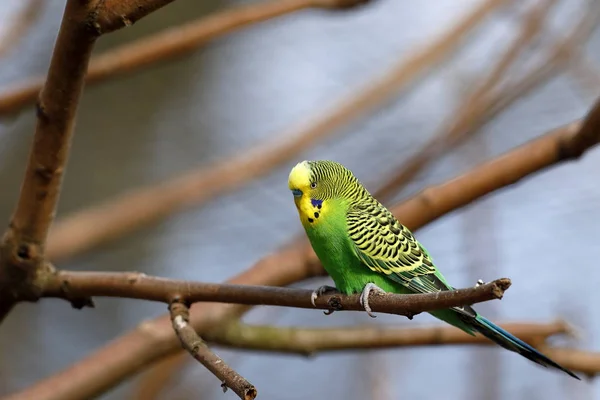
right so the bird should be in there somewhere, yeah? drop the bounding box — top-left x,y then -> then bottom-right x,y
288,159 -> 579,379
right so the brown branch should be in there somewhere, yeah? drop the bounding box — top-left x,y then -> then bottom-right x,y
0,0 -> 100,322
41,271 -> 510,318
12,100 -> 600,400
0,0 -> 373,116
169,301 -> 256,400
0,0 -> 44,59
204,320 -> 574,355
42,0 -> 510,263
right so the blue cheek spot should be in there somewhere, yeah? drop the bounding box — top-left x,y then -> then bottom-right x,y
311,198 -> 323,208
292,189 -> 303,198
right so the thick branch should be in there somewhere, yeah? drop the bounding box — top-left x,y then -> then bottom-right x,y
42,271 -> 510,318
43,0 -> 509,263
0,0 -> 99,321
204,320 -> 574,355
169,301 -> 256,400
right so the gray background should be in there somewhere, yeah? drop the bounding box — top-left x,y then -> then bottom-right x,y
0,0 -> 599,399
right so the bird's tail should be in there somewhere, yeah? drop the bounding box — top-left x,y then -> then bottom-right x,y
469,315 -> 580,380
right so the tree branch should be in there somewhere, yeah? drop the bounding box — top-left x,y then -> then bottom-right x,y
203,320 -> 575,355
41,271 -> 510,318
0,0 -> 375,116
169,301 -> 256,400
0,0 -> 100,322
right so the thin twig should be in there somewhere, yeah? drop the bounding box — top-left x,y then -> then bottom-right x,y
42,271 -> 511,318
12,99 -> 600,400
42,0 -> 510,262
0,0 -> 100,322
204,320 -> 575,355
0,0 -> 373,115
169,301 -> 256,400
0,0 -> 44,59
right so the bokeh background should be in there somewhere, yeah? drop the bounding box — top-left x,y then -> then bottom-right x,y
0,0 -> 599,399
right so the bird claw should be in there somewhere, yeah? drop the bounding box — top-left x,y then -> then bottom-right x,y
310,285 -> 339,307
360,283 -> 386,318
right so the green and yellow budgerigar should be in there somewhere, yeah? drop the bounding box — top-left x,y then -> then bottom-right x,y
288,160 -> 578,379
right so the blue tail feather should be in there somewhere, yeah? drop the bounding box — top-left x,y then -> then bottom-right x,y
470,316 -> 580,380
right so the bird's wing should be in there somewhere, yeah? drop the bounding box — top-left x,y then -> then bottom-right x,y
346,201 -> 453,295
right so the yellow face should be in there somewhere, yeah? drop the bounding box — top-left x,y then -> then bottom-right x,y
288,161 -> 323,227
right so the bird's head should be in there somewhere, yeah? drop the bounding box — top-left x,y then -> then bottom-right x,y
288,160 -> 360,207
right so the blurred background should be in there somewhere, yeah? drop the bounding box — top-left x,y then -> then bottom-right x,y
0,0 -> 599,399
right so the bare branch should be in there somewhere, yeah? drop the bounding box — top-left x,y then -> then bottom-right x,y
169,301 -> 256,400
0,0 -> 100,322
0,0 -> 374,116
0,0 -> 44,59
41,0 -> 510,263
41,271 -> 510,318
204,320 -> 574,355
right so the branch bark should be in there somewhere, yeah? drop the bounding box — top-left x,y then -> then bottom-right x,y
41,271 -> 510,318
0,0 -> 100,322
203,320 -> 575,355
169,301 -> 256,400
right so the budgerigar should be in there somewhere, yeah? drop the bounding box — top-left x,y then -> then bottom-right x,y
288,160 -> 578,379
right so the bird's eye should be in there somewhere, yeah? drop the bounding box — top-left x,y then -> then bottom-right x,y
310,182 -> 317,189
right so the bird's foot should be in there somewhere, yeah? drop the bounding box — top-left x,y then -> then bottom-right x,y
360,283 -> 386,318
474,279 -> 486,288
310,285 -> 340,308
